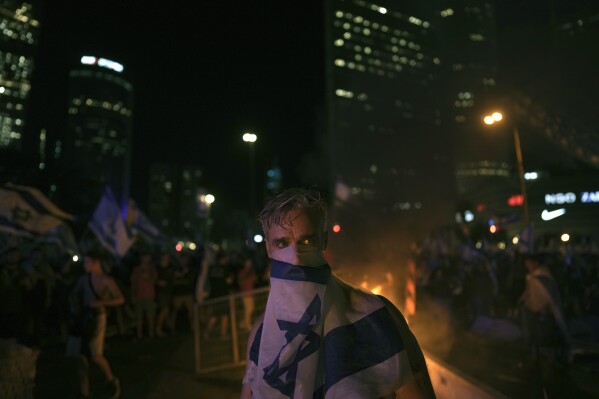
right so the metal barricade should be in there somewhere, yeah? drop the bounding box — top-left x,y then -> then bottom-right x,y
194,287 -> 270,374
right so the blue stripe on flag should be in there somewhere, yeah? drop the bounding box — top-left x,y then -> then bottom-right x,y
3,186 -> 70,222
270,260 -> 331,284
90,219 -> 118,249
0,215 -> 35,235
323,306 -> 404,392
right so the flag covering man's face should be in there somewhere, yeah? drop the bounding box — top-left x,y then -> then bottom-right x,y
264,207 -> 327,267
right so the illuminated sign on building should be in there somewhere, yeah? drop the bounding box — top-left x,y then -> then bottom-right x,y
581,191 -> 599,203
80,56 -> 124,73
545,192 -> 576,205
544,191 -> 599,205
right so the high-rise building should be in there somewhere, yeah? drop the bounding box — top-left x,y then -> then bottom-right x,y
435,1 -> 507,191
432,1 -> 516,225
148,163 -> 204,243
0,0 -> 40,179
324,0 -> 455,263
59,55 -> 133,216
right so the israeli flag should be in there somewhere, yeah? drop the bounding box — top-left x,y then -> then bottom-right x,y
246,260 -> 412,399
89,187 -> 134,258
128,199 -> 167,244
0,182 -> 73,236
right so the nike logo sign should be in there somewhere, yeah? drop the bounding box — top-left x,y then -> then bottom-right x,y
541,208 -> 566,221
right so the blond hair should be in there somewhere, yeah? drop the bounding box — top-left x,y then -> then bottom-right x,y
258,188 -> 327,233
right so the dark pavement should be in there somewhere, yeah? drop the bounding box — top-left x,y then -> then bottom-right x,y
35,331 -> 243,399
32,308 -> 599,399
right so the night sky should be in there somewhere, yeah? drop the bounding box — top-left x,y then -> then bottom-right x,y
29,1 -> 325,212
27,1 -> 599,214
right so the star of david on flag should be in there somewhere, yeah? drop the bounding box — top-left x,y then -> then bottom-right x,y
246,260 -> 414,399
0,182 -> 74,237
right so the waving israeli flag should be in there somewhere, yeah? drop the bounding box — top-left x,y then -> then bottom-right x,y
127,199 -> 168,245
0,182 -> 73,236
89,187 -> 134,258
245,260 -> 412,399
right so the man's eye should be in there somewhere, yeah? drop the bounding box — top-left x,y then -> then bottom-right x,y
276,242 -> 288,249
300,239 -> 314,246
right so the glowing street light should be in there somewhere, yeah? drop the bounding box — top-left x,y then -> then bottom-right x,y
483,111 -> 530,226
242,132 -> 258,215
242,133 -> 257,143
197,193 -> 215,247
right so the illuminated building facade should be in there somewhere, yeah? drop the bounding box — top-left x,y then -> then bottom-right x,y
148,163 -> 204,243
60,55 -> 133,215
0,0 -> 40,181
435,1 -> 508,204
324,0 -> 455,262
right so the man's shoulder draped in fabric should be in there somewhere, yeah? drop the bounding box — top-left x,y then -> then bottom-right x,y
245,260 -> 413,399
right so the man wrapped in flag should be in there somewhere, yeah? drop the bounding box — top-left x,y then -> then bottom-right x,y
240,188 -> 435,399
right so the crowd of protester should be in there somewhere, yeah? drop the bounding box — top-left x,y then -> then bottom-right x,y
412,225 -> 599,360
0,235 -> 273,398
0,239 -> 270,349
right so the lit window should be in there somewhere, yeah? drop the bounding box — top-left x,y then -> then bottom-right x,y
343,32 -> 351,39
363,28 -> 370,36
364,47 -> 372,54
433,57 -> 440,65
335,89 -> 354,98
334,39 -> 344,46
335,11 -> 343,18
469,34 -> 485,41
440,8 -> 454,17
409,16 -> 422,26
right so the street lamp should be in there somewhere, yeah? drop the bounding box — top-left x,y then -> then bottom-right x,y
198,193 -> 215,246
483,111 -> 530,226
242,132 -> 258,215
